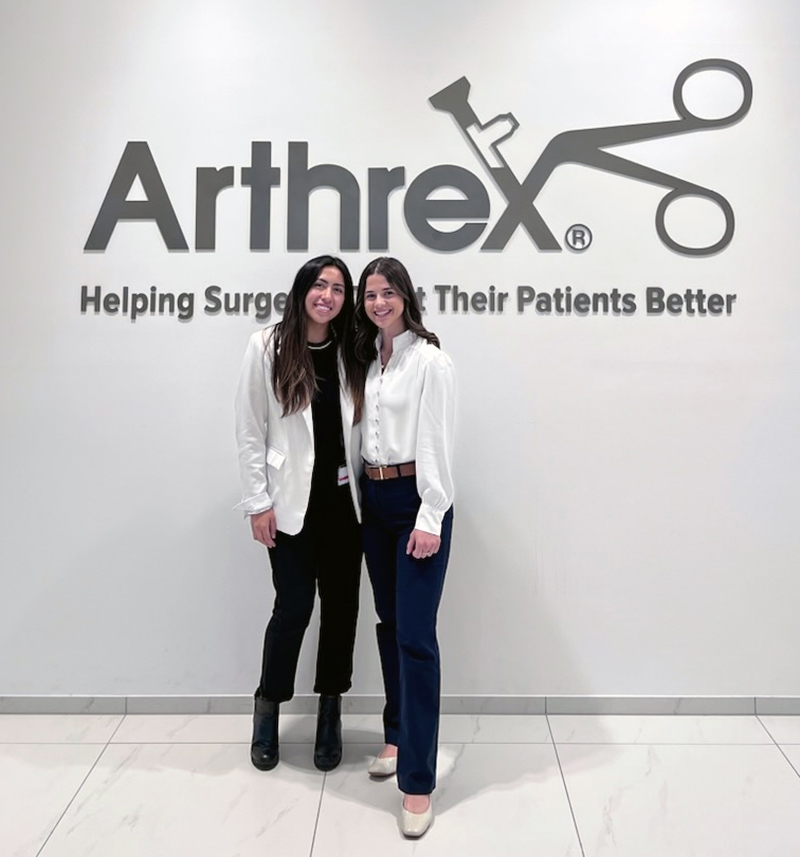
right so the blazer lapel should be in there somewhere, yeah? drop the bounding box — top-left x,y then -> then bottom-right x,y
301,403 -> 314,439
338,356 -> 355,431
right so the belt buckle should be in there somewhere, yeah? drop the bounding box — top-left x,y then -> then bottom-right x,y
378,465 -> 387,481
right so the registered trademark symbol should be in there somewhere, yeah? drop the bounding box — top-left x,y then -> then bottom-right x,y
566,224 -> 592,251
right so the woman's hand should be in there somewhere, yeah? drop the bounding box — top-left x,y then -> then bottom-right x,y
250,509 -> 277,548
406,529 -> 441,559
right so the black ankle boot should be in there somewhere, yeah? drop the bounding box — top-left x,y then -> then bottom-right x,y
251,692 -> 279,771
314,694 -> 342,771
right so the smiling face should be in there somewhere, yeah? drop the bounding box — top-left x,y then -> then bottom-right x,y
363,273 -> 406,339
303,265 -> 346,339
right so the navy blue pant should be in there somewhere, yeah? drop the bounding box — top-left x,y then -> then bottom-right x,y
361,474 -> 453,795
260,486 -> 361,703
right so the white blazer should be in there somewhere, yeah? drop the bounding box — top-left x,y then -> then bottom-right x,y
234,326 -> 362,535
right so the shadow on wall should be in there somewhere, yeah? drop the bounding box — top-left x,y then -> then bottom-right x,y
438,467 -> 588,698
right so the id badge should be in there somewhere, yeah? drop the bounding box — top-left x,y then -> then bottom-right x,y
337,465 -> 350,486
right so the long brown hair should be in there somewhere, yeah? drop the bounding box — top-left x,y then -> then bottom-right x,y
351,257 -> 440,421
270,255 -> 358,416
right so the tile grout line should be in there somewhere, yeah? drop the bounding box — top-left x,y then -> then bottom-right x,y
14,736 -> 786,745
755,714 -> 800,781
546,714 -> 586,857
35,714 -> 127,857
308,771 -> 327,857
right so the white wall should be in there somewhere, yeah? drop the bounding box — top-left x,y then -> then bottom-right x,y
1,0 -> 798,696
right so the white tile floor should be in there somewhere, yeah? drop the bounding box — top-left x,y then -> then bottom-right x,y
4,712 -> 800,856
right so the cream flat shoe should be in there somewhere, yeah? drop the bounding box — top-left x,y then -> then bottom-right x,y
367,754 -> 397,776
400,801 -> 433,838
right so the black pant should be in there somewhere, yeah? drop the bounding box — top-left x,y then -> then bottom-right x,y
259,486 -> 362,702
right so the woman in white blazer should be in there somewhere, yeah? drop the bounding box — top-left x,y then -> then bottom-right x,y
352,257 -> 455,838
235,255 -> 363,773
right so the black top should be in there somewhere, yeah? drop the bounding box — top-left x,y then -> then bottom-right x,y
309,338 -> 345,499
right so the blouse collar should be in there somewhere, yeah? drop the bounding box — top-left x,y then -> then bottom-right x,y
375,328 -> 416,355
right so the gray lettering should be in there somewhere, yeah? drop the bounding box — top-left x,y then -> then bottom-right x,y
368,167 -> 406,250
667,293 -> 683,313
574,293 -> 590,314
471,291 -> 487,312
81,285 -> 101,313
404,166 -> 489,251
241,143 -> 281,251
130,292 -> 149,321
85,142 -> 188,251
647,287 -> 666,314
205,285 -> 222,314
176,292 -> 194,320
452,286 -> 469,312
287,143 -> 360,251
254,292 -> 272,320
434,284 -> 451,312
196,166 -> 234,250
517,286 -> 535,312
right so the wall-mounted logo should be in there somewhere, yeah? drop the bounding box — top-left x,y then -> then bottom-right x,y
430,59 -> 752,256
85,59 -> 751,257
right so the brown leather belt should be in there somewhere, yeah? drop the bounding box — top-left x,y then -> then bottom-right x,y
363,461 -> 416,481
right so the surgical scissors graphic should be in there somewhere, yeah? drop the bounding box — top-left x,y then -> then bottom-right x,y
430,59 -> 753,255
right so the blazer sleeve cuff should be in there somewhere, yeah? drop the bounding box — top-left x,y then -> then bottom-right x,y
234,492 -> 273,516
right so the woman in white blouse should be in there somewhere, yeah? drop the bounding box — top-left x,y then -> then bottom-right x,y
352,257 -> 455,838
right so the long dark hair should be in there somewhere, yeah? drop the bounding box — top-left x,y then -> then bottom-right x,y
270,255 -> 358,416
351,257 -> 440,421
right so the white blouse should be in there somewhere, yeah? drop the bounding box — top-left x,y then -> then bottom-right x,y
361,329 -> 456,536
